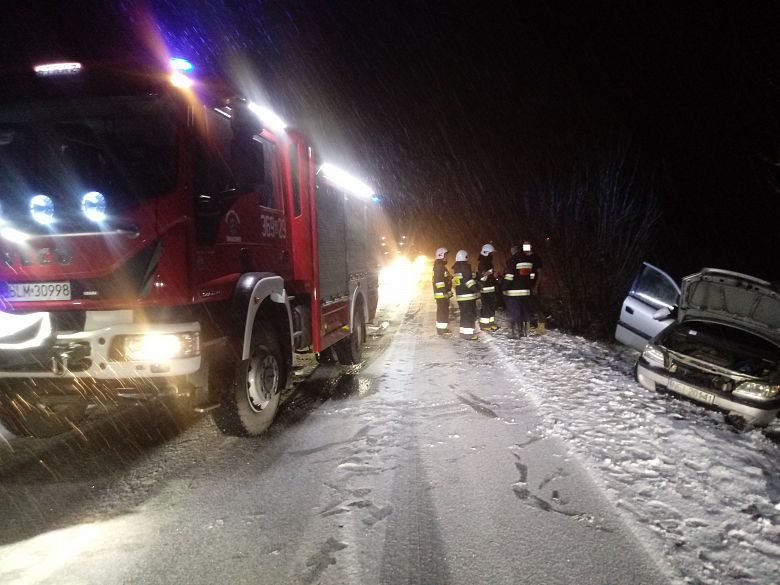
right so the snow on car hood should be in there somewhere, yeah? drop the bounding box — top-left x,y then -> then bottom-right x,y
679,268 -> 780,343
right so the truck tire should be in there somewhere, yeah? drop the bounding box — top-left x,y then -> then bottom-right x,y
315,347 -> 337,364
335,307 -> 365,365
0,385 -> 87,438
213,322 -> 285,436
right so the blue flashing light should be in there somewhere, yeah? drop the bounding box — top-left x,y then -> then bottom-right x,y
371,195 -> 381,204
82,191 -> 107,223
30,194 -> 55,225
169,58 -> 194,72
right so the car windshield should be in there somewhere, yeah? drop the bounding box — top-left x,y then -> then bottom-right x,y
662,320 -> 779,377
0,94 -> 178,226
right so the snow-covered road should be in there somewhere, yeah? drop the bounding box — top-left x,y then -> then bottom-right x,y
494,323 -> 780,584
1,260 -> 778,584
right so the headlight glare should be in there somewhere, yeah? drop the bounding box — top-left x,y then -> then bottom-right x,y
641,344 -> 665,367
114,332 -> 200,362
30,194 -> 55,225
733,381 -> 780,401
82,191 -> 107,222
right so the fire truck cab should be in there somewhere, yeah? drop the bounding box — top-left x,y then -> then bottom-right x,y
0,58 -> 379,437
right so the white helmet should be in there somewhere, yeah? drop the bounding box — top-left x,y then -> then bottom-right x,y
480,243 -> 495,257
435,247 -> 448,260
455,249 -> 469,262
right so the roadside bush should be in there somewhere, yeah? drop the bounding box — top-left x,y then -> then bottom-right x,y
520,133 -> 661,339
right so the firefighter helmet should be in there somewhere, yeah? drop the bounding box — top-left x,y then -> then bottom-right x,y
435,247 -> 448,260
455,249 -> 469,262
480,243 -> 495,257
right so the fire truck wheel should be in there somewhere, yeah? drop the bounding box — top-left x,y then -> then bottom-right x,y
214,323 -> 284,436
0,387 -> 87,438
335,307 -> 365,365
315,347 -> 337,364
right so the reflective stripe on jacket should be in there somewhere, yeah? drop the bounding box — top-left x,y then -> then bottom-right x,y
504,252 -> 538,295
453,260 -> 479,301
432,259 -> 452,299
477,256 -> 498,296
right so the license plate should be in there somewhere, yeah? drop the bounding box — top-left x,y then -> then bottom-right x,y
3,281 -> 72,301
668,378 -> 715,404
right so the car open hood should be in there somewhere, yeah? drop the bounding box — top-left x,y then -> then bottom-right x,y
679,268 -> 780,343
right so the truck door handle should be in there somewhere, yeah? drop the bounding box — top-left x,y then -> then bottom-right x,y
625,306 -> 634,314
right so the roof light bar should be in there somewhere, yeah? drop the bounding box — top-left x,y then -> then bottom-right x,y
34,62 -> 82,76
247,102 -> 287,132
318,163 -> 374,199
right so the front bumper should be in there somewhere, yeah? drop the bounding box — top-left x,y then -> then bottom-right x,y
0,314 -> 201,381
636,361 -> 780,426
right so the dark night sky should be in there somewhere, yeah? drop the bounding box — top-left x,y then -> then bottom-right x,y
2,1 -> 779,280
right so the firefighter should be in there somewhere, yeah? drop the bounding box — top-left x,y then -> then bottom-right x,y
503,241 -> 540,337
432,247 -> 453,335
477,243 -> 499,331
453,249 -> 480,340
522,240 -> 545,334
503,243 -> 527,337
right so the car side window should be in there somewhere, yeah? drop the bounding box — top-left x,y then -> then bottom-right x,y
633,264 -> 679,309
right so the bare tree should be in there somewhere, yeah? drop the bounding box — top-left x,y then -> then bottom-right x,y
522,132 -> 661,338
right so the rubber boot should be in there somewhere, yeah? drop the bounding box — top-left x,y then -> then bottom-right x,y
522,321 -> 531,337
537,321 -> 545,335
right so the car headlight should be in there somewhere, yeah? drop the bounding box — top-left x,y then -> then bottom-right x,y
641,344 -> 665,367
733,381 -> 780,401
112,332 -> 200,362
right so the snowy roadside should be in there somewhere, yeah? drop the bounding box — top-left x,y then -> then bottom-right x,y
485,321 -> 780,585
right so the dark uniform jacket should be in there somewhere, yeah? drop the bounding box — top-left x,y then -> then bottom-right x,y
432,259 -> 452,299
503,252 -> 541,296
477,256 -> 498,294
452,260 -> 479,301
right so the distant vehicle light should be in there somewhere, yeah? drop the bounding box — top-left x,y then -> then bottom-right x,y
318,163 -> 374,199
34,62 -> 82,76
169,57 -> 194,72
170,72 -> 193,88
247,102 -> 287,132
30,195 -> 55,225
81,191 -> 107,222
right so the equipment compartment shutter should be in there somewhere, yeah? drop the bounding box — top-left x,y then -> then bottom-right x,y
316,184 -> 348,301
346,198 -> 368,276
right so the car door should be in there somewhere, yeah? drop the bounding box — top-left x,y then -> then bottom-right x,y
615,262 -> 680,351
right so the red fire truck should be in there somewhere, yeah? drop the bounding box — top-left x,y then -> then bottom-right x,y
0,58 -> 379,438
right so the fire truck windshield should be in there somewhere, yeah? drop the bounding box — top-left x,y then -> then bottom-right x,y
0,94 -> 178,228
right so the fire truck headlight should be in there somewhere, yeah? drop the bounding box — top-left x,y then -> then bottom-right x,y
30,194 -> 55,225
81,191 -> 107,222
113,332 -> 200,362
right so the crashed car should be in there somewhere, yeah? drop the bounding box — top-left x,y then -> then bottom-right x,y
616,264 -> 780,426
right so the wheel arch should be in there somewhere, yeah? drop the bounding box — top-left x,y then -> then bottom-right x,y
349,283 -> 369,330
232,273 -> 293,375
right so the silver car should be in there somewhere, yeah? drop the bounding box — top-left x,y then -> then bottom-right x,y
616,264 -> 780,426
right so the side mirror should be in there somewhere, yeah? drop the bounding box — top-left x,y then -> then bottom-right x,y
652,306 -> 673,321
